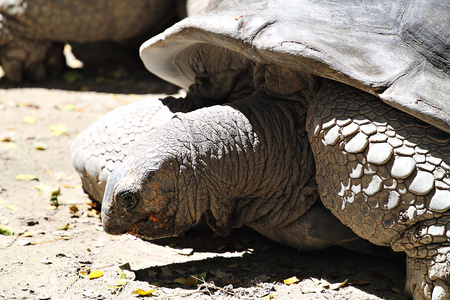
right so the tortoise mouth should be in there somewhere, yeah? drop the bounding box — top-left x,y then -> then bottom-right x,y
127,213 -> 177,240
101,211 -> 149,236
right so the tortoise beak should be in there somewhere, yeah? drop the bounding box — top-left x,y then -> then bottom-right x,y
101,164 -> 130,235
101,213 -> 128,235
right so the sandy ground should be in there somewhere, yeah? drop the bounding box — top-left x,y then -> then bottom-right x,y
0,72 -> 408,299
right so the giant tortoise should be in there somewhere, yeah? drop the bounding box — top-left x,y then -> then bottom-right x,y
71,0 -> 450,299
0,0 -> 184,82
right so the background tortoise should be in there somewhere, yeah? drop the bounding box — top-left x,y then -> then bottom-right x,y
0,0 -> 187,82
71,0 -> 450,299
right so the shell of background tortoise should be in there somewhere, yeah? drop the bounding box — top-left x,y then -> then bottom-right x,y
140,0 -> 449,134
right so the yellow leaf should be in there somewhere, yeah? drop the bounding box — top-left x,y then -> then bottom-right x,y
3,143 -> 17,149
228,264 -> 239,268
35,184 -> 60,196
261,295 -> 274,300
63,104 -> 76,111
173,278 -> 187,285
329,279 -> 348,290
88,270 -> 103,279
23,116 -> 36,124
284,276 -> 299,285
5,205 -> 18,211
115,278 -> 128,286
57,223 -> 70,230
22,231 -> 33,237
132,289 -> 156,296
15,174 -> 38,181
49,124 -> 68,136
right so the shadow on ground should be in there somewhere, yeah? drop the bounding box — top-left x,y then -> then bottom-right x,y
135,226 -> 407,299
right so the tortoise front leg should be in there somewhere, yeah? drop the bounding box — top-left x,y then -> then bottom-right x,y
307,81 -> 450,300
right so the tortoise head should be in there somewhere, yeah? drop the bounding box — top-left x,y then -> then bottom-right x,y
101,158 -> 181,239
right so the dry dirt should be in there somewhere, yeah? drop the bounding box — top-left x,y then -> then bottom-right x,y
0,71 -> 408,300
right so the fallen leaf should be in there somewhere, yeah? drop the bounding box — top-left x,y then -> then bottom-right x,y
63,104 -> 76,111
391,287 -> 403,295
5,205 -> 18,211
216,269 -> 226,279
284,276 -> 299,285
23,116 -> 36,124
160,266 -> 172,277
34,142 -> 48,150
115,278 -> 128,286
62,70 -> 83,84
173,278 -> 187,285
132,289 -> 156,296
329,279 -> 348,290
35,184 -> 60,196
261,295 -> 274,300
49,124 -> 68,136
0,225 -> 14,235
186,276 -> 198,287
235,14 -> 243,20
119,262 -> 131,270
57,223 -> 70,230
228,264 -> 239,269
3,143 -> 17,149
370,270 -> 393,282
69,205 -> 79,214
16,240 -> 31,246
174,248 -> 194,256
197,272 -> 207,280
20,102 -> 39,109
22,231 -> 33,237
88,270 -> 103,279
15,174 -> 38,181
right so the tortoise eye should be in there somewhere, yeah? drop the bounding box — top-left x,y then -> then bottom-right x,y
117,191 -> 139,211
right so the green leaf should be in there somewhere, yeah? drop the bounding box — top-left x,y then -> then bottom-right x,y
34,142 -> 48,150
62,70 -> 84,84
0,225 -> 14,236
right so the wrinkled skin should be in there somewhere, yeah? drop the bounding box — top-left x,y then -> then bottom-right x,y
0,0 -> 178,81
72,49 -> 450,300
